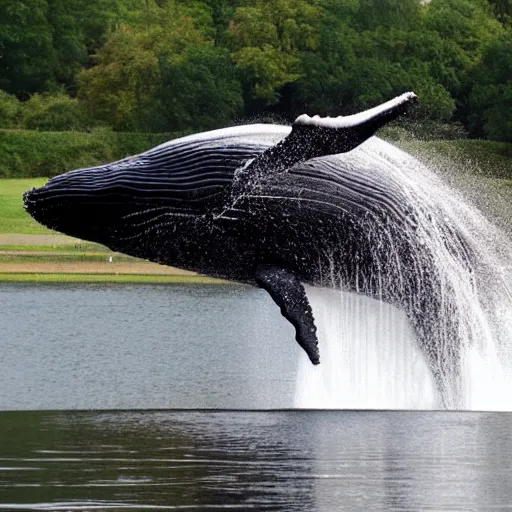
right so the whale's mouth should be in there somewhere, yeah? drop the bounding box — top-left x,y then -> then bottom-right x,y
23,180 -> 190,248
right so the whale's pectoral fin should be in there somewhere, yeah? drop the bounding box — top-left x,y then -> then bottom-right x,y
291,91 -> 417,156
255,265 -> 319,365
233,92 -> 417,193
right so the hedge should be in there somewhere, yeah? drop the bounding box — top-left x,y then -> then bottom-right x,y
398,140 -> 512,180
1,128 -> 511,180
0,129 -> 187,178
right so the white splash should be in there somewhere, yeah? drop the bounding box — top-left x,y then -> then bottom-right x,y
294,138 -> 512,410
295,287 -> 439,409
294,287 -> 512,410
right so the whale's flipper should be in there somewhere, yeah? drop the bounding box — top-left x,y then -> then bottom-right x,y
233,92 -> 417,193
255,265 -> 320,365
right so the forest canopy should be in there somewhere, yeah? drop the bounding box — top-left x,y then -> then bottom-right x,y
0,0 -> 511,141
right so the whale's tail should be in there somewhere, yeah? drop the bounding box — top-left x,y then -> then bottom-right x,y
233,92 -> 417,192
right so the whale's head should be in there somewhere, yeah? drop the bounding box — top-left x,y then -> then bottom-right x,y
24,160 -> 136,245
23,142 -> 243,254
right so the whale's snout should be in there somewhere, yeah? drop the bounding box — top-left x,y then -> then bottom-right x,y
24,186 -> 53,229
23,171 -> 116,239
23,188 -> 34,214
22,187 -> 35,205
24,179 -> 75,233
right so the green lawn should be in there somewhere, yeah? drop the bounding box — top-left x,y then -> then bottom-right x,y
0,252 -> 136,263
0,178 -> 51,234
0,243 -> 108,252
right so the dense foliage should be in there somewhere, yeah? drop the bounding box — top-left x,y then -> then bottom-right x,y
0,129 -> 180,178
1,0 -> 511,140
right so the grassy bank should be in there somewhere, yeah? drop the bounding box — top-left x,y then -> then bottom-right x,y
0,252 -> 135,263
0,243 -> 108,252
0,179 -> 223,283
0,273 -> 227,284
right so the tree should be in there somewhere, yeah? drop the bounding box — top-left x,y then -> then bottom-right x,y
21,90 -> 90,131
424,0 -> 502,97
0,0 -> 55,97
289,3 -> 455,123
467,30 -> 512,140
156,46 -> 243,132
47,0 -> 89,87
487,0 -> 512,26
351,0 -> 422,31
78,5 -> 243,132
77,24 -> 164,131
47,0 -> 121,89
0,90 -> 21,128
0,0 -> 130,96
228,0 -> 320,112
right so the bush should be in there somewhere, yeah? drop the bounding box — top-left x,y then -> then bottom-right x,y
21,92 -> 92,132
0,90 -> 22,128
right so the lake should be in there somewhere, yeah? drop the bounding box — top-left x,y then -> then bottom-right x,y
0,283 -> 299,410
2,283 -> 512,510
1,410 -> 512,511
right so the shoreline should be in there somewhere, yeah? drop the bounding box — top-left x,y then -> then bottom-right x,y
0,273 -> 229,284
0,232 -> 230,284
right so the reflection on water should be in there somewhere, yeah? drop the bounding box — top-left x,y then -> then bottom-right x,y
0,411 -> 512,511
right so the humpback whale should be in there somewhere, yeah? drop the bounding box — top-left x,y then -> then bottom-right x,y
24,92 -> 474,407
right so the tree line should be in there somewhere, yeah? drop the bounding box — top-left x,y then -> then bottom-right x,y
1,0 -> 511,141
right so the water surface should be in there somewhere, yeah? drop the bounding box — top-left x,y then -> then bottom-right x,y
0,283 -> 299,410
2,283 -> 512,510
1,410 -> 511,511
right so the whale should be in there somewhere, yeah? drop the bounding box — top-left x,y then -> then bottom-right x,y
24,92 -> 474,407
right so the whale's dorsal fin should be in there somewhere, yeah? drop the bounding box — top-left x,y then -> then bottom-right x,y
233,92 -> 417,193
255,265 -> 320,365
